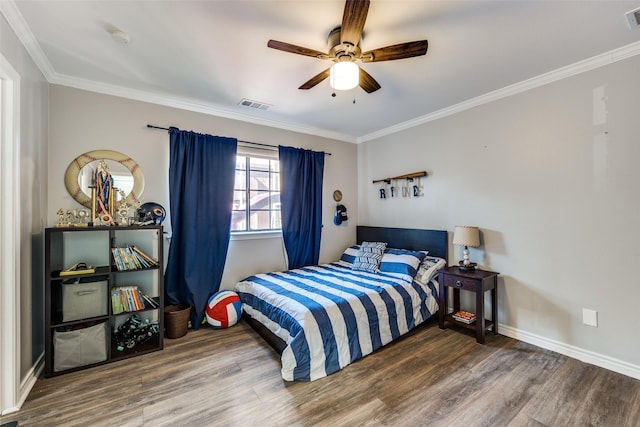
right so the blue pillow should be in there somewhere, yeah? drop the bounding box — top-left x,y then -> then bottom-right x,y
352,242 -> 387,273
379,248 -> 427,280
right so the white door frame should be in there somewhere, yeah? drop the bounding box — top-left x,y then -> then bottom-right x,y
0,53 -> 21,415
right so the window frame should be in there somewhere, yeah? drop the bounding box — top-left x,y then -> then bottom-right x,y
231,146 -> 281,235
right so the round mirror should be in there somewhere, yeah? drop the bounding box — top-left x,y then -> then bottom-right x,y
64,149 -> 144,209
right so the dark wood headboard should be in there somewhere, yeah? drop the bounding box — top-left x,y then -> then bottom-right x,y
356,226 -> 448,260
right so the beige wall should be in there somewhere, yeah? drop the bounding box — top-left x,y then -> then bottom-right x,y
358,54 -> 640,373
1,12 -> 49,406
48,85 -> 358,290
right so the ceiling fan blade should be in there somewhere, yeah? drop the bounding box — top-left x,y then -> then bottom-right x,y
361,40 -> 429,62
359,67 -> 381,93
299,68 -> 331,90
341,0 -> 370,46
267,40 -> 327,59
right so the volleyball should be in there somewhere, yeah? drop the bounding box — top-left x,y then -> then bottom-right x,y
205,290 -> 242,328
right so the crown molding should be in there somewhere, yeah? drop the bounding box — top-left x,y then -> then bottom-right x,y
0,1 -> 56,81
50,73 -> 357,143
358,40 -> 640,143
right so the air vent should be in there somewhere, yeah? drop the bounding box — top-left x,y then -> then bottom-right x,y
626,7 -> 640,29
238,98 -> 272,111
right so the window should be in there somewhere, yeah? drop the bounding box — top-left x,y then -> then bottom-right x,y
231,154 -> 280,232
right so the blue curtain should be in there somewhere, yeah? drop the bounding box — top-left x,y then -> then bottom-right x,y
278,145 -> 325,269
165,127 -> 237,329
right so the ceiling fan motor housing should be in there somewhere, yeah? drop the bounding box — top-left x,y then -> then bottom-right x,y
328,26 -> 362,62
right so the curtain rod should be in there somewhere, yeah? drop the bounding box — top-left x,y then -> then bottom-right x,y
146,124 -> 331,155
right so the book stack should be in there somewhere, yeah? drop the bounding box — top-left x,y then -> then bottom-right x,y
452,310 -> 476,324
111,286 -> 159,314
111,246 -> 159,271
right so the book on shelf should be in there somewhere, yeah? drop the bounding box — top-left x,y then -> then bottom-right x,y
130,246 -> 159,267
452,310 -> 476,324
111,285 -> 153,314
111,246 -> 159,271
140,293 -> 159,309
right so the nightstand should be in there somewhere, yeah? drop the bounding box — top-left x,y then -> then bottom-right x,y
438,266 -> 499,344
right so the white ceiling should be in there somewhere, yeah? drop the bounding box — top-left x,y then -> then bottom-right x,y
3,0 -> 640,142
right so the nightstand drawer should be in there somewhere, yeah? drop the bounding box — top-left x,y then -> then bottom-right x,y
442,274 -> 478,291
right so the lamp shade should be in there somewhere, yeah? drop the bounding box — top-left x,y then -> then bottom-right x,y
453,226 -> 480,248
329,62 -> 359,90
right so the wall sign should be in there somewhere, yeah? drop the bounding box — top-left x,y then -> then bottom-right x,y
372,171 -> 427,199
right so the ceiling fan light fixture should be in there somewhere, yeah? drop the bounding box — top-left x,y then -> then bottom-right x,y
330,61 -> 359,90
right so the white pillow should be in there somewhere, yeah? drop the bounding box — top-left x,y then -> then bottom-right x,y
414,256 -> 447,285
378,248 -> 427,281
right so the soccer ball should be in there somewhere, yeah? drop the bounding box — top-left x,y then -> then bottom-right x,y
205,290 -> 242,329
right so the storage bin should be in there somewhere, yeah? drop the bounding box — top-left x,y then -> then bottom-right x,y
53,322 -> 108,372
62,278 -> 108,321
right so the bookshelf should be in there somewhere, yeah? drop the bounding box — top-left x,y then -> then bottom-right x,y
44,225 -> 164,377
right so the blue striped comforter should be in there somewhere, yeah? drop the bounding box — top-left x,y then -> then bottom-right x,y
235,262 -> 441,381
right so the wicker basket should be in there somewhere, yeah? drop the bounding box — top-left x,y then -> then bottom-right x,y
164,304 -> 191,339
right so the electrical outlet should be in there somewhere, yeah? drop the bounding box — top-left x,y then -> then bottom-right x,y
583,308 -> 598,327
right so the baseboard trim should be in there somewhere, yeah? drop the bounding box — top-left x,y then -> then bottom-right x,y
499,324 -> 640,380
1,354 -> 42,416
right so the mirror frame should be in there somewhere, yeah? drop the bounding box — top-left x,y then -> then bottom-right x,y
64,149 -> 144,209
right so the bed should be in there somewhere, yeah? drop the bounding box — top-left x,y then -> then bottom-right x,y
235,226 -> 448,381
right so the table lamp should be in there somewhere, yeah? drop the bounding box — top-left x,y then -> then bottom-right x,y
453,226 -> 480,270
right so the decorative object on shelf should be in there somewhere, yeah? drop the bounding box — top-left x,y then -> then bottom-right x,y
97,212 -> 116,226
453,225 -> 480,270
137,202 -> 166,225
117,190 -> 130,226
75,208 -> 89,227
94,159 -> 116,222
64,149 -> 145,212
56,208 -> 68,227
372,171 -> 427,199
90,185 -> 97,224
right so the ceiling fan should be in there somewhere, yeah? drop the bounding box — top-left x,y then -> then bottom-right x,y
267,0 -> 428,94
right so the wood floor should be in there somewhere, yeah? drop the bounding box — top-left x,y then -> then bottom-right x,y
3,319 -> 640,427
